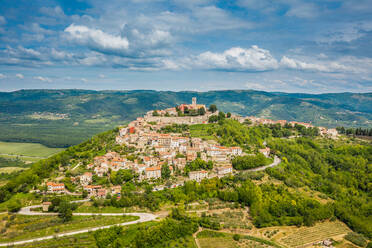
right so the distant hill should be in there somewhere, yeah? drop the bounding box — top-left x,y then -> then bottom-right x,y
0,89 -> 371,147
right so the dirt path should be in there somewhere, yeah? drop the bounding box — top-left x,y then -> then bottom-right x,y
193,227 -> 203,248
0,200 -> 158,247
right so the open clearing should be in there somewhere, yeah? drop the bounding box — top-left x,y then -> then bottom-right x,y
0,141 -> 64,161
279,221 -> 351,247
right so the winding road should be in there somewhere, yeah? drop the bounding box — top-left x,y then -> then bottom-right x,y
245,155 -> 281,172
0,200 -> 158,247
0,156 -> 281,247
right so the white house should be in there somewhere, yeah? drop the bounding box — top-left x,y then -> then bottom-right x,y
80,172 -> 93,185
217,165 -> 233,177
145,166 -> 162,179
189,170 -> 208,182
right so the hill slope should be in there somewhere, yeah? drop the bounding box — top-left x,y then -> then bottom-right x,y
0,89 -> 371,147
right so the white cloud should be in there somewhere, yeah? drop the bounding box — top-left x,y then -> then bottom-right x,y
192,46 -> 278,71
33,76 -> 52,82
99,74 -> 105,78
285,2 -> 318,18
238,0 -> 319,18
65,24 -> 129,55
16,73 -> 24,79
81,78 -> 88,83
0,16 -> 6,25
318,21 -> 372,43
279,56 -> 356,73
0,73 -> 6,79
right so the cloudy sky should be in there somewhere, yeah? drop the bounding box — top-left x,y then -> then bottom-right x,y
0,0 -> 371,93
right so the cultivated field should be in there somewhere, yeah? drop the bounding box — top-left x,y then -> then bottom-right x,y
197,230 -> 281,248
14,233 -> 97,248
279,221 -> 351,247
0,141 -> 64,162
0,213 -> 138,242
0,166 -> 26,173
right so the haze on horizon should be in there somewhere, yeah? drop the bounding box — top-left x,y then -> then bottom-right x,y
0,0 -> 371,93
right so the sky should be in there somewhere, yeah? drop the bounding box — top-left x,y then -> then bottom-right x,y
0,0 -> 372,93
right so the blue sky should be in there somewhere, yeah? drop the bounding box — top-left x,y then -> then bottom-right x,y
0,0 -> 371,93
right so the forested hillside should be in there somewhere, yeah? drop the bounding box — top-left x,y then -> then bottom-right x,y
0,89 -> 371,147
0,119 -> 370,240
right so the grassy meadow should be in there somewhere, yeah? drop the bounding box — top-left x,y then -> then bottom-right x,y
0,141 -> 64,158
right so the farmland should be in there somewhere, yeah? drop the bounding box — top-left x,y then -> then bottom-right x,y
0,213 -> 138,242
12,233 -> 97,248
197,230 -> 281,248
0,141 -> 64,163
279,221 -> 351,247
0,141 -> 64,158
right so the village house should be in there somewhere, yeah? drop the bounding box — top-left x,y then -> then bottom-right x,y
217,165 -> 233,178
111,185 -> 121,197
186,152 -> 197,162
83,185 -> 102,197
46,182 -> 65,193
80,172 -> 93,185
189,170 -> 208,182
42,202 -> 52,212
173,157 -> 186,170
230,146 -> 243,156
94,156 -> 106,166
94,166 -> 108,177
259,147 -> 271,157
96,188 -> 107,198
145,166 -> 162,179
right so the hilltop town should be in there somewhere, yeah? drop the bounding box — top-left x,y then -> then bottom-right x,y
44,97 -> 338,200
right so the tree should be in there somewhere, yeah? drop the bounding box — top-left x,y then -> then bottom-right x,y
218,111 -> 226,120
198,107 -> 206,116
208,115 -> 219,123
58,200 -> 73,222
226,112 -> 231,118
82,190 -> 88,198
161,164 -> 171,179
233,234 -> 240,241
152,110 -> 160,116
209,104 -> 217,113
7,200 -> 21,213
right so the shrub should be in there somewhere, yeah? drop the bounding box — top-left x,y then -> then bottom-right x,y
233,234 -> 241,241
7,200 -> 22,213
345,232 -> 367,247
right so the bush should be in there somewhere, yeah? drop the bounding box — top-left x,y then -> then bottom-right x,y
7,200 -> 22,213
345,232 -> 367,247
233,234 -> 240,241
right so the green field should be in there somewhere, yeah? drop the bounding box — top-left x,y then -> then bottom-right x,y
197,230 -> 282,248
0,141 -> 64,160
279,221 -> 351,247
0,213 -> 138,242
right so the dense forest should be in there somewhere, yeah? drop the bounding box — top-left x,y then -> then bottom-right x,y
0,89 -> 371,147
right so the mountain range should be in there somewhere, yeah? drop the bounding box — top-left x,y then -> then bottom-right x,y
0,89 -> 371,147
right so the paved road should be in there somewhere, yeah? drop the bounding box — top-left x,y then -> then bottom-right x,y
0,201 -> 157,247
239,155 -> 281,173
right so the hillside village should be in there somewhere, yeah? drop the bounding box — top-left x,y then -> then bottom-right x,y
44,97 -> 338,200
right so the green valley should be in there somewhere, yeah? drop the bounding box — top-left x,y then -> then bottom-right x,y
0,90 -> 371,147
0,100 -> 370,248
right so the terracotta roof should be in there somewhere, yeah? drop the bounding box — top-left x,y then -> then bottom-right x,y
47,182 -> 64,187
145,166 -> 161,171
